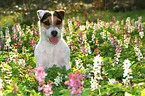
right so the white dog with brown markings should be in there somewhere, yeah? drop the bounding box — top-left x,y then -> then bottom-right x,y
34,10 -> 71,70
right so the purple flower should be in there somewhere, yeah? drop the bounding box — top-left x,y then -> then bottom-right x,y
138,24 -> 143,32
32,16 -> 35,21
18,39 -> 23,45
83,12 -> 88,20
0,40 -> 3,48
70,42 -> 75,51
136,37 -> 141,47
99,13 -> 103,20
87,73 -> 91,78
115,45 -> 121,52
29,37 -> 36,50
5,56 -> 9,62
113,81 -> 119,84
112,16 -> 116,23
27,65 -> 34,76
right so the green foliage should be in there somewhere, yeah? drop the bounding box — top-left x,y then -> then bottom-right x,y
45,65 -> 71,87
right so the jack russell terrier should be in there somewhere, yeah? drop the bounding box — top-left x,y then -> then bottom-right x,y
34,10 -> 71,70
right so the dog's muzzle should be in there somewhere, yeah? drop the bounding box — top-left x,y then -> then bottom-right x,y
51,31 -> 58,37
49,30 -> 59,44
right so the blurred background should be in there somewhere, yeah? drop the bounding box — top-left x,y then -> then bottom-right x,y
0,0 -> 145,27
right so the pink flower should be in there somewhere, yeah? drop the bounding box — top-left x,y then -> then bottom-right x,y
113,81 -> 119,84
76,22 -> 81,28
5,56 -> 9,62
18,39 -> 23,45
29,37 -> 36,50
38,85 -> 44,91
13,34 -> 18,40
34,67 -> 43,72
65,71 -> 84,96
32,16 -> 35,21
44,83 -> 53,96
27,65 -> 34,76
34,67 -> 47,84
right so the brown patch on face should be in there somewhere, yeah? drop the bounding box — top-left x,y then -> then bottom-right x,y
41,23 -> 50,30
41,16 -> 52,30
53,16 -> 63,29
40,11 -> 64,29
54,10 -> 65,20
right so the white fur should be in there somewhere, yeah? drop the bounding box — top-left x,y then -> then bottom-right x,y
35,11 -> 71,70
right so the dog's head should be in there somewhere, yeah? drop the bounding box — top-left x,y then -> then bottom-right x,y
37,10 -> 65,44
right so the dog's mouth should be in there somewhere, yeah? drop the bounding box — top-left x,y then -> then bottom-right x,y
49,37 -> 58,44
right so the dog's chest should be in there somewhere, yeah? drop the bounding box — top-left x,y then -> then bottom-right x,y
42,43 -> 63,57
35,40 -> 68,65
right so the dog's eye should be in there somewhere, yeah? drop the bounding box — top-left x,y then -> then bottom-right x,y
44,21 -> 50,26
56,20 -> 62,25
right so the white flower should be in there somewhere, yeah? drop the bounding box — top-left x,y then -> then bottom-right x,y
18,59 -> 26,66
68,19 -> 73,35
92,55 -> 103,80
139,32 -> 144,38
84,41 -> 91,56
4,76 -> 10,79
92,33 -> 95,43
122,79 -> 129,86
79,25 -> 85,31
90,77 -> 99,91
122,59 -> 133,86
54,73 -> 62,86
100,30 -> 106,39
125,92 -> 133,96
93,23 -> 97,31
1,67 -> 6,73
0,78 -> 4,89
124,37 -> 130,48
0,31 -> 4,40
6,79 -> 12,84
17,24 -> 22,33
133,82 -> 145,87
95,75 -> 103,80
137,16 -> 142,24
108,78 -> 116,84
126,17 -> 130,24
93,55 -> 103,66
134,46 -> 143,61
75,59 -> 83,70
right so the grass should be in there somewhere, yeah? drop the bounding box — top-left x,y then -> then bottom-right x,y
1,9 -> 145,27
0,12 -> 23,27
66,9 -> 145,23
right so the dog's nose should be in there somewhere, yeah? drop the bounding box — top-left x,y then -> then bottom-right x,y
51,31 -> 58,37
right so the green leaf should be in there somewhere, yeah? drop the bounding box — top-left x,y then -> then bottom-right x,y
141,89 -> 145,96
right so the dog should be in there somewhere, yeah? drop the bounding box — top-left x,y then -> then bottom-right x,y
34,10 -> 71,70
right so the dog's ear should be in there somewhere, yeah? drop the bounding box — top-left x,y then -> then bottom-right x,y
37,10 -> 46,20
54,10 -> 65,20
